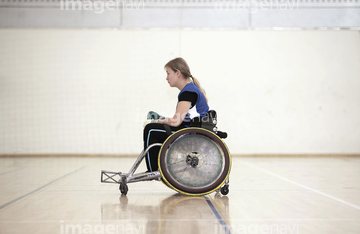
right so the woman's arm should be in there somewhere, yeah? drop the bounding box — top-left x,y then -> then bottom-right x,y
157,101 -> 191,127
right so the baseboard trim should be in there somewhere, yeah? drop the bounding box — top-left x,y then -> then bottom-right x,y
231,154 -> 360,157
0,153 -> 359,158
0,154 -> 138,158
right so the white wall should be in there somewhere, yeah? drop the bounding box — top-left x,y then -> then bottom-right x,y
0,29 -> 359,155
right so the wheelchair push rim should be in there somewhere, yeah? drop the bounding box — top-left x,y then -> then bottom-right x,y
158,127 -> 231,196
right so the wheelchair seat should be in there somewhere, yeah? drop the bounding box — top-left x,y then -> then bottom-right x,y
200,110 -> 227,139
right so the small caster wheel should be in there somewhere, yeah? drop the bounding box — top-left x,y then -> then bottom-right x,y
220,185 -> 229,195
119,184 -> 128,195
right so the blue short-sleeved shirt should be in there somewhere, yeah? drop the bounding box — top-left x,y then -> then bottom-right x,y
178,83 -> 209,122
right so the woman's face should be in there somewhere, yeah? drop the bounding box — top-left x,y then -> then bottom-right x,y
165,67 -> 179,87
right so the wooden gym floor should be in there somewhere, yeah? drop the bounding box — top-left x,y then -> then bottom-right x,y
0,156 -> 359,234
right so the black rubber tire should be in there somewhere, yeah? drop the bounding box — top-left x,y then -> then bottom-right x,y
220,185 -> 229,195
119,184 -> 128,195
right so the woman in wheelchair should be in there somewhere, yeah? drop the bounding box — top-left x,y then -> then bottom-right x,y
101,57 -> 230,196
143,57 -> 210,172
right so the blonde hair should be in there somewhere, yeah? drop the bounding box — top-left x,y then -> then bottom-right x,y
165,57 -> 208,103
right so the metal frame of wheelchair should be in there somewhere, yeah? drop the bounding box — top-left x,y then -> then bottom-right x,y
101,127 -> 231,196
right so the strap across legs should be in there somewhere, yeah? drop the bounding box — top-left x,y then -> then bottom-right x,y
164,124 -> 172,137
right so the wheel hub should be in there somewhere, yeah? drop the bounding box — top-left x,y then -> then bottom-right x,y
186,152 -> 199,167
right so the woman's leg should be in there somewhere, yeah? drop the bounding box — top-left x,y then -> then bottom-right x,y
143,123 -> 183,172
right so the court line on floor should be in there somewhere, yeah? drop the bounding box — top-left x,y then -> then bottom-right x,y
240,161 -> 360,211
205,195 -> 231,234
0,166 -> 29,176
0,166 -> 86,210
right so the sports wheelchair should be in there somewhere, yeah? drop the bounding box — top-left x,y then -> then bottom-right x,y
101,110 -> 231,196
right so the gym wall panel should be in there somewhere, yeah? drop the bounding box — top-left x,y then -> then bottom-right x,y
0,29 -> 359,155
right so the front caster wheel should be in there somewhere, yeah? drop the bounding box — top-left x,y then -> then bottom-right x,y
119,184 -> 128,195
220,185 -> 229,195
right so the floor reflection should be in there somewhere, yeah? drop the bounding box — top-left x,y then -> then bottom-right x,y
101,193 -> 229,234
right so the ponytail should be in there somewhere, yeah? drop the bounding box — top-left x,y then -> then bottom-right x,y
191,76 -> 208,104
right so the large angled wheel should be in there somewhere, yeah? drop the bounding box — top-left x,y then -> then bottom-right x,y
158,128 -> 231,196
